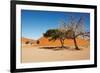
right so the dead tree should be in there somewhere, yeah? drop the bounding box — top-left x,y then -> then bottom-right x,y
66,16 -> 90,50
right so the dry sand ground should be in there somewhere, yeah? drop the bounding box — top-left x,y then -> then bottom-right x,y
21,38 -> 90,63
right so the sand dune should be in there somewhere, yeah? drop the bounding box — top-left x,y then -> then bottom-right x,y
21,37 -> 90,63
38,37 -> 89,47
22,37 -> 36,44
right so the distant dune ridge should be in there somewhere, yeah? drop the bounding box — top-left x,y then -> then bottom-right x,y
22,37 -> 36,44
21,37 -> 90,63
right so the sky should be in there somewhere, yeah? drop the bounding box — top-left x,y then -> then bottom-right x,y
21,10 -> 90,40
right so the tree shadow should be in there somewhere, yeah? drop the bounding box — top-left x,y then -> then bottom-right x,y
38,46 -> 82,51
39,46 -> 67,50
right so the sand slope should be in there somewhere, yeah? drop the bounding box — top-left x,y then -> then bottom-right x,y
38,37 -> 89,47
21,37 -> 90,63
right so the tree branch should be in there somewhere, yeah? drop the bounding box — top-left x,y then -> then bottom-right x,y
75,32 -> 90,38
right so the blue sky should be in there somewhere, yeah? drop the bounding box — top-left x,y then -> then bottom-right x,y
21,10 -> 90,40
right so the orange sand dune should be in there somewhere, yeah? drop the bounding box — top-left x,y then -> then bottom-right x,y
38,37 -> 89,47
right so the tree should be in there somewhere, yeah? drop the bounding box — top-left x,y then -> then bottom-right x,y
65,16 -> 90,50
43,29 -> 67,48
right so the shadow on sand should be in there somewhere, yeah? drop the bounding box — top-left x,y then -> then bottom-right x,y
39,46 -> 82,51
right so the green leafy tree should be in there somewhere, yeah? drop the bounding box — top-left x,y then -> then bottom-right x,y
43,29 -> 67,48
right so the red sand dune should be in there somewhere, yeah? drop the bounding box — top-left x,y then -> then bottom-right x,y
21,37 -> 89,48
38,37 -> 89,47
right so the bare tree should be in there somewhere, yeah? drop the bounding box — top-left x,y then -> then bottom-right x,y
65,16 -> 90,50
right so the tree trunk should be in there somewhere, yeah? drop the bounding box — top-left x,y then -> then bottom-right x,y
60,39 -> 64,48
73,37 -> 80,50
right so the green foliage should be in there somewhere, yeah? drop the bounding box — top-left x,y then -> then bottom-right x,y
43,29 -> 68,48
43,29 -> 67,41
44,29 -> 59,37
43,29 -> 60,41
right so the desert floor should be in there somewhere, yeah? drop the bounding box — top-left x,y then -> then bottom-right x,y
21,44 -> 90,63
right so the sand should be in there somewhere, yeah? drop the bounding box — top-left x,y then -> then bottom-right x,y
21,37 -> 90,63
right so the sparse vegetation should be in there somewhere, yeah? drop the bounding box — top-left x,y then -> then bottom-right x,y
43,16 -> 90,50
25,41 -> 30,44
37,40 -> 40,44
